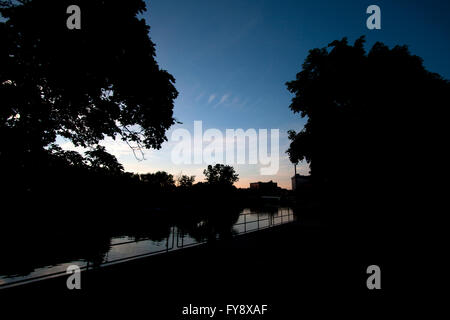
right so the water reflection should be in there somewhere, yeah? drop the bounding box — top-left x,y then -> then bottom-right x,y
0,207 -> 295,287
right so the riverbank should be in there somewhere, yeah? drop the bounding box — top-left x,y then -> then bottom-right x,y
1,215 -> 394,318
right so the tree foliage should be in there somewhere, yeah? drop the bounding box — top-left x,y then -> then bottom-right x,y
140,171 -> 175,190
85,145 -> 124,173
177,174 -> 195,188
0,0 -> 178,167
203,164 -> 239,186
286,36 -> 449,185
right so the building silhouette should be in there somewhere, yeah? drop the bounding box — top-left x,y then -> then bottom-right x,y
291,174 -> 310,191
249,181 -> 278,193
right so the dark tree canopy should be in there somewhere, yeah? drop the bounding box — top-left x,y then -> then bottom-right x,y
177,174 -> 195,188
0,0 -> 178,165
286,36 -> 449,185
203,164 -> 239,186
85,145 -> 124,173
140,171 -> 175,190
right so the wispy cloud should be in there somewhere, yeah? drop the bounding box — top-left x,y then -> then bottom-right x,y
213,93 -> 230,108
208,94 -> 216,104
219,94 -> 230,104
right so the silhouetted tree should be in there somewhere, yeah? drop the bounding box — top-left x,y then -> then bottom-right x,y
177,174 -> 195,188
85,145 -> 124,173
0,0 -> 178,171
286,36 -> 449,186
140,171 -> 175,190
48,144 -> 87,168
203,164 -> 239,186
286,36 -> 449,233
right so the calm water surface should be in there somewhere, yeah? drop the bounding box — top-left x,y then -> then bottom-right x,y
0,207 -> 295,287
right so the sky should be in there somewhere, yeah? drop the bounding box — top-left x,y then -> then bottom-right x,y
59,0 -> 450,189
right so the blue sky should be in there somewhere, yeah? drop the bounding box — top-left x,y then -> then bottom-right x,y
60,0 -> 450,188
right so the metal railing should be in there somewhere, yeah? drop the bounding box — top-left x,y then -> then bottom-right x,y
0,208 -> 295,289
176,208 -> 294,248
